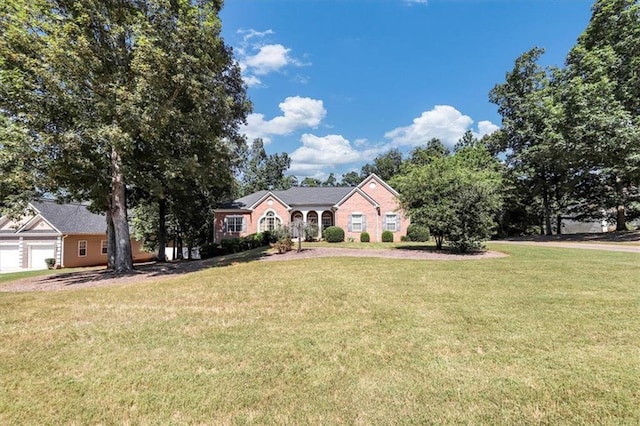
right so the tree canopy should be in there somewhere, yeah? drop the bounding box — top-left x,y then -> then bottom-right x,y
0,0 -> 250,271
392,145 -> 503,252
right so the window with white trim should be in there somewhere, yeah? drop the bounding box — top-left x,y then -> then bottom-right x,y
351,214 -> 364,232
101,240 -> 108,255
225,215 -> 244,233
259,211 -> 282,232
78,240 -> 87,257
384,214 -> 400,232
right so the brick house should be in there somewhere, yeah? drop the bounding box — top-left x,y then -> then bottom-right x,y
0,200 -> 155,272
214,174 -> 410,243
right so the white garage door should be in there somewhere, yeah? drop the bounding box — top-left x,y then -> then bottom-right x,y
29,245 -> 55,270
0,244 -> 20,272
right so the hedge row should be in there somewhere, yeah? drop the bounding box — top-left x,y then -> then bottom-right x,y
200,231 -> 276,258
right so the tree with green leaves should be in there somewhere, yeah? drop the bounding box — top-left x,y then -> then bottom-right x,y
490,47 -> 575,235
340,171 -> 362,187
322,173 -> 337,187
392,145 -> 503,252
406,138 -> 449,167
562,0 -> 640,230
242,139 -> 294,195
0,0 -> 249,271
360,149 -> 404,181
300,177 -> 321,187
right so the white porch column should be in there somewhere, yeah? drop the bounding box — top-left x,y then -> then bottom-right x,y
56,236 -> 62,267
316,210 -> 322,239
18,236 -> 23,269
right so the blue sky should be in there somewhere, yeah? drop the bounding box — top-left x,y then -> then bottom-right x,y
220,0 -> 593,180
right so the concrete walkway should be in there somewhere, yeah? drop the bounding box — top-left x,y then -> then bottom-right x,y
491,240 -> 640,253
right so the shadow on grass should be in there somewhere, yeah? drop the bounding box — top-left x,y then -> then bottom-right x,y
393,244 -> 489,256
23,247 -> 273,288
499,230 -> 640,243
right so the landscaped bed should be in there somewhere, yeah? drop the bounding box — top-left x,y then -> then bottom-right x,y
1,244 -> 638,423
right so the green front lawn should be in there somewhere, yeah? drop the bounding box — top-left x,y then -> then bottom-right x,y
1,244 -> 638,424
0,266 -> 99,285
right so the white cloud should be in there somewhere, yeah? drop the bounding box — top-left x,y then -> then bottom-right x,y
242,96 -> 327,143
477,120 -> 500,138
244,44 -> 295,75
385,105 -> 499,148
406,0 -> 428,4
289,134 -> 384,175
237,28 -> 274,41
243,75 -> 262,87
235,29 -> 306,87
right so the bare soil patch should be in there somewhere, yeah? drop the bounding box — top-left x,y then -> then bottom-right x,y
0,247 -> 505,292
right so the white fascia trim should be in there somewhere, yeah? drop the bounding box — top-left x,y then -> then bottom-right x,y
334,187 -> 379,208
249,192 -> 291,210
358,173 -> 400,197
16,203 -> 62,234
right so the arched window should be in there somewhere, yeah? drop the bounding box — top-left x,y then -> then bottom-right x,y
259,210 -> 282,232
321,211 -> 333,230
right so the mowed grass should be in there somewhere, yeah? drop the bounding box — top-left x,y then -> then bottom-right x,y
0,266 -> 97,285
1,245 -> 639,424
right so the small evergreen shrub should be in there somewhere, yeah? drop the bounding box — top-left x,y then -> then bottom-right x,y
220,237 -> 240,253
406,224 -> 430,242
382,230 -> 394,242
400,235 -> 409,242
274,238 -> 293,254
360,232 -> 370,242
324,226 -> 345,243
44,258 -> 56,269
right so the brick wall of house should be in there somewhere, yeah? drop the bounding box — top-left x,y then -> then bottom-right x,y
214,195 -> 290,242
335,191 -> 381,242
359,177 -> 410,242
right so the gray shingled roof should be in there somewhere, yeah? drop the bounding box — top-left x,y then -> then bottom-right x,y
31,200 -> 107,234
219,187 -> 355,209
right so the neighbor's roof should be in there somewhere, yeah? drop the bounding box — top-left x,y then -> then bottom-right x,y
30,199 -> 106,234
219,186 -> 354,210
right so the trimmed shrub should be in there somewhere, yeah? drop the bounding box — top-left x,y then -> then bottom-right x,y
324,226 -> 345,243
382,230 -> 394,242
406,224 -> 430,242
260,231 -> 277,245
220,237 -> 241,253
274,238 -> 293,254
44,258 -> 56,269
400,235 -> 409,242
360,232 -> 370,242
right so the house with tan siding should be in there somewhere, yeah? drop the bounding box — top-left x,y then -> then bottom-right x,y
214,174 -> 410,243
0,200 -> 154,272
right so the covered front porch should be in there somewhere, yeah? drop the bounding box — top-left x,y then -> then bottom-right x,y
289,209 -> 335,240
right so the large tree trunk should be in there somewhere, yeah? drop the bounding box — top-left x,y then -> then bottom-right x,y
106,208 -> 116,270
157,197 -> 166,262
110,147 -> 134,273
556,214 -> 562,235
615,176 -> 626,231
542,187 -> 552,236
616,204 -> 626,231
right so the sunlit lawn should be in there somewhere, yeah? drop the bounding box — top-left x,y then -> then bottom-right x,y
1,244 -> 638,424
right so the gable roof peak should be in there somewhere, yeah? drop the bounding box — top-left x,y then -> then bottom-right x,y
357,173 -> 400,196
